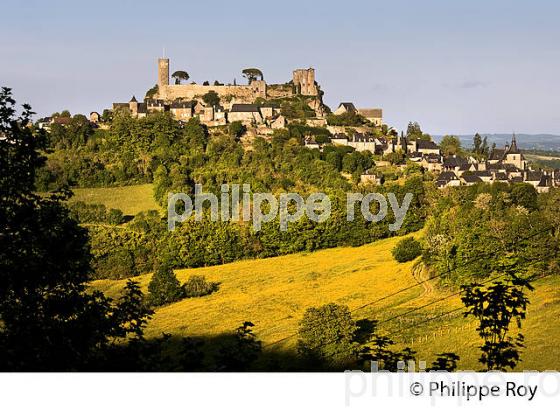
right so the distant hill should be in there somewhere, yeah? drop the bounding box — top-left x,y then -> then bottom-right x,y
433,134 -> 560,151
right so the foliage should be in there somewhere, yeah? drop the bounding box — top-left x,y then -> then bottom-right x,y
171,70 -> 190,84
461,275 -> 533,371
68,201 -> 124,224
392,237 -> 422,262
202,90 -> 220,107
216,321 -> 262,371
406,121 -> 431,141
326,111 -> 366,126
422,182 -> 559,285
297,303 -> 358,368
183,275 -> 219,298
228,120 -> 246,140
241,68 -> 263,83
0,87 -> 153,370
279,96 -> 316,119
147,261 -> 186,306
439,135 -> 462,156
145,84 -> 158,99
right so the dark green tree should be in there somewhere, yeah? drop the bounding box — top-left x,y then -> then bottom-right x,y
241,68 -> 264,83
202,90 -> 220,107
461,275 -> 532,371
392,237 -> 422,262
0,87 -> 152,370
216,321 -> 262,371
147,261 -> 185,306
297,303 -> 357,368
171,70 -> 190,84
228,120 -> 246,140
439,135 -> 462,156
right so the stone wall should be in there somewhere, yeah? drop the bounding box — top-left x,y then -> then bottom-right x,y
156,82 -> 266,103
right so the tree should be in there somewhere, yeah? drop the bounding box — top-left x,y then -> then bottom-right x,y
147,260 -> 185,306
440,135 -> 462,156
0,87 -> 152,370
392,237 -> 422,262
406,121 -> 422,138
171,70 -> 190,84
461,274 -> 532,371
428,353 -> 461,371
145,84 -> 158,99
241,68 -> 264,84
202,90 -> 220,107
473,133 -> 482,154
510,183 -> 538,211
216,321 -> 262,371
297,303 -> 357,368
228,120 -> 246,140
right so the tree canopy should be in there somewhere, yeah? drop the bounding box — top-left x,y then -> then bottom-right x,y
172,70 -> 190,84
241,68 -> 264,83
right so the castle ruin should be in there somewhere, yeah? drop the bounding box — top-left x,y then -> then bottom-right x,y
154,57 -> 319,104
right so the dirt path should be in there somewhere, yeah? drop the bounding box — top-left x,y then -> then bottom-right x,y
411,261 -> 434,297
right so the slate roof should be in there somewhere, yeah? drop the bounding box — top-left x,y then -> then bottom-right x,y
489,149 -> 505,161
525,171 -> 544,181
170,101 -> 195,109
357,108 -> 382,118
338,102 -> 357,112
230,104 -> 259,113
438,171 -> 459,181
462,175 -> 483,184
417,140 -> 440,150
443,156 -> 468,168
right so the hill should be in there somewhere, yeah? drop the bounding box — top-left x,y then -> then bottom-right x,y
90,234 -> 560,370
434,133 -> 560,151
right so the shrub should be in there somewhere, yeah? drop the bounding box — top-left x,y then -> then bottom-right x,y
147,262 -> 185,306
392,237 -> 422,263
107,208 -> 124,225
183,275 -> 218,298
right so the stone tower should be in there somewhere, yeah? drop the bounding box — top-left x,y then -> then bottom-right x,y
293,68 -> 318,96
158,58 -> 169,88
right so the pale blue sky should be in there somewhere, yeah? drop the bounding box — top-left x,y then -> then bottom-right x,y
2,0 -> 559,134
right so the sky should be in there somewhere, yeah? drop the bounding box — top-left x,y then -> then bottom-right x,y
2,0 -> 559,135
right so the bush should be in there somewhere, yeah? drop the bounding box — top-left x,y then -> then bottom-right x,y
147,262 -> 186,306
183,275 -> 218,298
392,237 -> 422,263
107,208 -> 124,225
68,201 -> 124,225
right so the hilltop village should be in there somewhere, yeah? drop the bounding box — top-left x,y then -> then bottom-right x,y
37,57 -> 558,192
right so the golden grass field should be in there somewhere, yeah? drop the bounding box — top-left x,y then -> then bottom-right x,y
70,184 -> 159,216
91,234 -> 560,370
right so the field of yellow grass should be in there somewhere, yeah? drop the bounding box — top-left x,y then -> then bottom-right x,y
91,234 -> 560,370
70,184 -> 159,216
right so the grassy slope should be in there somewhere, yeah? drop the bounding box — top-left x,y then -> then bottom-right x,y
91,234 -> 560,370
70,184 -> 159,216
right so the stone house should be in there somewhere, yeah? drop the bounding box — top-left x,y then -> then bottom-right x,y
357,108 -> 383,126
436,171 -> 461,188
227,104 -> 263,124
334,102 -> 357,115
170,101 -> 194,121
